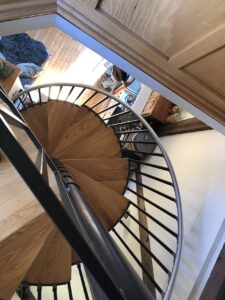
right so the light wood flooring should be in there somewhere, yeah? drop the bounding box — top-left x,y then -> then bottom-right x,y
27,27 -> 108,86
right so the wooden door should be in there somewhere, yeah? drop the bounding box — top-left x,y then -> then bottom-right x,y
58,0 -> 225,125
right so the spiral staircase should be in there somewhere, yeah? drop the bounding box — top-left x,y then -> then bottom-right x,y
0,84 -> 182,300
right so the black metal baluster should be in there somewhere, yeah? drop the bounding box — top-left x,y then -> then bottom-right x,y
130,169 -> 173,186
73,87 -> 85,103
109,119 -> 140,127
89,95 -> 109,109
97,102 -> 120,114
48,86 -> 51,101
115,129 -> 148,134
122,140 -> 157,144
20,283 -> 27,300
78,264 -> 90,300
103,110 -> 130,121
123,149 -> 163,156
126,212 -> 175,256
18,283 -> 36,300
56,85 -> 63,100
18,96 -> 26,110
112,228 -> 164,295
120,220 -> 170,274
83,91 -> 98,105
129,201 -> 178,237
128,158 -> 169,171
67,281 -> 74,300
27,91 -> 34,106
53,285 -> 58,300
37,285 -> 42,300
129,178 -> 176,201
38,88 -> 42,104
65,85 -> 75,102
127,187 -> 177,219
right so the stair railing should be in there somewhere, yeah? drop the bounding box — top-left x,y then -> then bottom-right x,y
12,83 -> 183,300
0,90 -> 154,299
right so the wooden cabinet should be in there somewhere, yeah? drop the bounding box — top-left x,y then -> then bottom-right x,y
0,61 -> 22,97
142,91 -> 172,123
58,0 -> 225,125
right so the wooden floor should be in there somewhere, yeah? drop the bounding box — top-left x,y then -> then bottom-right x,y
27,27 -> 108,86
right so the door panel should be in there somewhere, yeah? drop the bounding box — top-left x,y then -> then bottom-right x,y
185,46 -> 225,98
99,0 -> 225,58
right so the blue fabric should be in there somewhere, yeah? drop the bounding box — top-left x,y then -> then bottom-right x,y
0,33 -> 48,65
0,33 -> 48,87
17,63 -> 43,78
20,77 -> 34,86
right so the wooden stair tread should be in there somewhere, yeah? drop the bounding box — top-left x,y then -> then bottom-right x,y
57,126 -> 121,160
0,213 -> 52,300
64,167 -> 129,229
22,103 -> 121,161
53,106 -> 102,158
5,101 -> 125,287
24,227 -> 72,284
61,158 -> 128,180
0,152 -> 46,241
48,102 -> 81,155
21,104 -> 48,150
97,179 -> 126,193
0,151 -> 53,299
62,158 -> 128,193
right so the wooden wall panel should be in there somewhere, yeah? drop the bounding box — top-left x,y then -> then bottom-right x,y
169,24 -> 225,68
85,0 -> 99,8
185,47 -> 225,98
0,0 -> 57,22
99,0 -> 225,58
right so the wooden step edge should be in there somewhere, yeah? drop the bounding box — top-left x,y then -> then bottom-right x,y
0,212 -> 53,300
56,126 -> 121,160
24,227 -> 72,285
62,158 -> 129,194
64,166 -> 129,230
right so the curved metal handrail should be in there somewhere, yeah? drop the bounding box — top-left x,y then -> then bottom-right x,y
13,83 -> 183,299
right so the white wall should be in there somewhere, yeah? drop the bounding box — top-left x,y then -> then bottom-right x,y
0,15 -> 55,36
132,84 -> 152,115
158,130 -> 225,300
